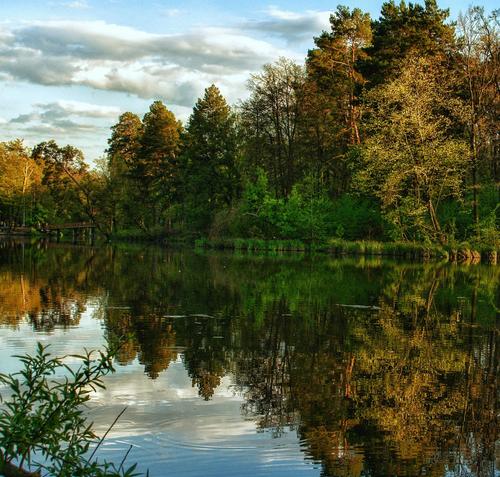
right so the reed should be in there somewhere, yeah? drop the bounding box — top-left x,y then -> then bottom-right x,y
194,237 -> 500,263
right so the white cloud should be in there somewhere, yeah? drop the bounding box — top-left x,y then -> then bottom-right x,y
241,7 -> 332,43
1,100 -> 122,161
0,9 -> 317,160
46,99 -> 121,118
9,99 -> 120,125
0,20 -> 294,109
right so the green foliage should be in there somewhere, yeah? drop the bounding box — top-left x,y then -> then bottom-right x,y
327,238 -> 446,258
223,171 -> 334,242
366,0 -> 455,84
329,195 -> 384,240
473,184 -> 500,246
221,173 -> 384,244
240,58 -> 306,198
280,177 -> 334,241
180,85 -> 240,232
0,1 -> 497,249
356,57 -> 469,242
197,236 -> 450,260
0,344 -> 142,477
474,204 -> 500,247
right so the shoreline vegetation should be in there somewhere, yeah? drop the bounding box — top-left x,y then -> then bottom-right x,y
194,237 -> 498,264
1,229 -> 497,264
0,2 -> 498,264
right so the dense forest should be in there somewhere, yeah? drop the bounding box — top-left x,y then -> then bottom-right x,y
0,1 -> 498,247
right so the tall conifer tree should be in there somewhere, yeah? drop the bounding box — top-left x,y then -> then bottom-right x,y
366,0 -> 455,84
182,85 -> 240,230
136,101 -> 183,229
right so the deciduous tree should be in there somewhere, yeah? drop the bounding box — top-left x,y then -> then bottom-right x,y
356,57 -> 468,242
455,7 -> 499,228
241,58 -> 306,198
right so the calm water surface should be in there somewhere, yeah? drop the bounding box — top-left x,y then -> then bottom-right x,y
0,240 -> 498,477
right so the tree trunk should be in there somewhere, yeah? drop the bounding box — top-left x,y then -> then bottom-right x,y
470,128 -> 479,228
428,199 -> 445,243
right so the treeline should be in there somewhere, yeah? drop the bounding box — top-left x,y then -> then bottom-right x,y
0,1 -> 498,245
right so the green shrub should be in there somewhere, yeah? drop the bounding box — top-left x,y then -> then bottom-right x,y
330,195 -> 384,241
0,344 -> 143,477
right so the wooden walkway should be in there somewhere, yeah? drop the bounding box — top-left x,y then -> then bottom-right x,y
39,222 -> 97,242
0,222 -> 97,241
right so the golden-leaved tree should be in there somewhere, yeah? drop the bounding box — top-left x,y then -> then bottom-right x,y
356,57 -> 469,242
0,140 -> 41,226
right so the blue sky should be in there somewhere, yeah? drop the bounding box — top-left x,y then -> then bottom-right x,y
0,0 -> 495,161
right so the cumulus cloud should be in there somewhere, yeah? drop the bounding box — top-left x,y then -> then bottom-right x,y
0,9 -> 319,160
2,100 -> 122,160
46,100 -> 121,118
241,7 -> 332,43
0,52 -> 80,85
0,20 -> 294,108
9,100 -> 120,127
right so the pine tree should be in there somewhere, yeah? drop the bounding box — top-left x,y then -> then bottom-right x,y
138,101 -> 182,198
135,101 -> 183,229
107,112 -> 143,230
182,85 -> 240,230
307,6 -> 372,146
107,112 -> 142,174
366,0 -> 455,85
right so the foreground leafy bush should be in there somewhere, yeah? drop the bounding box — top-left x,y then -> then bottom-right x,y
0,343 -> 142,477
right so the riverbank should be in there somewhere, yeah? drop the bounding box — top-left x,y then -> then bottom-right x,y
194,237 -> 499,264
3,228 -> 497,264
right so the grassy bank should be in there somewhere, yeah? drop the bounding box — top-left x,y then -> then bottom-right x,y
14,228 -> 497,264
195,237 -> 499,264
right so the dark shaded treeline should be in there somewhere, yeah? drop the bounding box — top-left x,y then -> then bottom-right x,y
0,1 -> 498,247
0,241 -> 498,477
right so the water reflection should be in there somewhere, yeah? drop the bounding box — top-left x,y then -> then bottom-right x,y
0,240 -> 498,477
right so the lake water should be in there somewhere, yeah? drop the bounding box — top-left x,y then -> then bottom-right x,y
0,240 -> 498,477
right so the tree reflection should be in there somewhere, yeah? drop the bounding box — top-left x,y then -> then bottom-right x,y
0,242 -> 91,329
0,241 -> 497,477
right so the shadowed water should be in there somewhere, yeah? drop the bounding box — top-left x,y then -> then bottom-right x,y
0,240 -> 498,477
